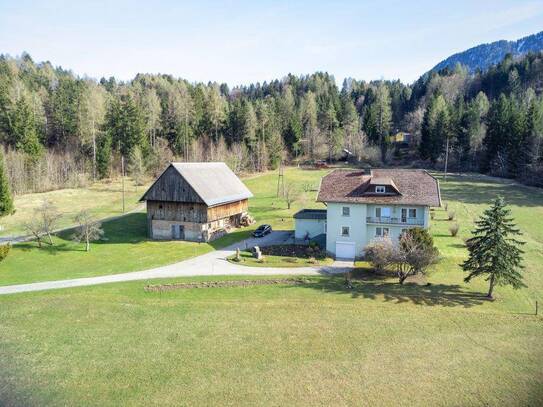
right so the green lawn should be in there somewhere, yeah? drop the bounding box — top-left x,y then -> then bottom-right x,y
0,168 -> 542,405
227,250 -> 334,267
0,276 -> 541,406
0,178 -> 149,237
0,167 -> 324,286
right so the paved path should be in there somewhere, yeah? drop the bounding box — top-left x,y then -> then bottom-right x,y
0,231 -> 351,295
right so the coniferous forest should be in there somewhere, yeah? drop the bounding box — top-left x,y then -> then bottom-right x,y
0,51 -> 542,194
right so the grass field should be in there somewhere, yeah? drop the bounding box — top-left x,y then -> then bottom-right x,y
0,168 -> 324,286
0,276 -> 541,406
0,168 -> 542,406
0,178 -> 148,237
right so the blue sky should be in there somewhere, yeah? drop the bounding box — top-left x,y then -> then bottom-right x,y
1,0 -> 542,86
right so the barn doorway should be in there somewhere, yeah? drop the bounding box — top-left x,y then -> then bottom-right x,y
171,224 -> 185,240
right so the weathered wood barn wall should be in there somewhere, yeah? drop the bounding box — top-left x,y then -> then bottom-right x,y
141,163 -> 253,242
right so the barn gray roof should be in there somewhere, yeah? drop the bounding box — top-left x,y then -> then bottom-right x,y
141,162 -> 253,207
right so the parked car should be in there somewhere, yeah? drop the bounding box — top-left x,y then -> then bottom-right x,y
253,224 -> 272,237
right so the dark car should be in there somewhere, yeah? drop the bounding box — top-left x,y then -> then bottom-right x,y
253,224 -> 272,237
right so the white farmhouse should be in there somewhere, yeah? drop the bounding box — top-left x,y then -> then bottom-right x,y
294,168 -> 441,260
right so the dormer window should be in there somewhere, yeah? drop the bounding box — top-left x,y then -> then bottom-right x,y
376,185 -> 386,193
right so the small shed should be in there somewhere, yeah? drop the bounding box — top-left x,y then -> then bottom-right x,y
140,162 -> 253,241
293,209 -> 327,240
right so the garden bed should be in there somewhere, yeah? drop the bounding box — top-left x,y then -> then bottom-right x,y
144,278 -> 310,292
227,250 -> 333,268
259,244 -> 326,259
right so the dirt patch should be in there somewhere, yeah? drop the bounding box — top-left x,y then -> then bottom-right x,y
144,278 -> 310,292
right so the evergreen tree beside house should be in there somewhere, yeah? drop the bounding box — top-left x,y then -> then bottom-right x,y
462,197 -> 525,299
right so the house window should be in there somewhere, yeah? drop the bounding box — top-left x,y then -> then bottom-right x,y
341,226 -> 350,237
376,207 -> 391,218
342,206 -> 350,216
408,208 -> 417,218
376,185 -> 386,193
376,227 -> 389,237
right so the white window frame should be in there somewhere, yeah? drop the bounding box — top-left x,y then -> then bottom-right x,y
375,227 -> 390,237
342,206 -> 350,217
376,207 -> 391,218
375,185 -> 386,193
341,226 -> 350,237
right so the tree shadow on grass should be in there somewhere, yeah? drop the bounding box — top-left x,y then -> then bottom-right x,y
438,175 -> 543,207
15,241 -> 85,255
300,270 -> 488,308
55,212 -> 149,245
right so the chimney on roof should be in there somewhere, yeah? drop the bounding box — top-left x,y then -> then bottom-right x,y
364,165 -> 372,176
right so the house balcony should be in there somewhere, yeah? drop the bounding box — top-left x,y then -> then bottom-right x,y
366,216 -> 424,226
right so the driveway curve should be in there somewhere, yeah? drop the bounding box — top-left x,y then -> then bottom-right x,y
0,231 -> 348,295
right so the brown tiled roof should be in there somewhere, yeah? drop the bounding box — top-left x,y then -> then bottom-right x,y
317,169 -> 441,207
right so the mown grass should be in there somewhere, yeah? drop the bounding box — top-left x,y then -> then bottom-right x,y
0,276 -> 541,406
0,178 -> 149,237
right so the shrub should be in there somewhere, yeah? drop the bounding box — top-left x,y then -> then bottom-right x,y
307,256 -> 317,264
366,230 -> 439,284
430,211 -> 435,220
449,223 -> 459,237
447,211 -> 456,221
365,238 -> 395,273
0,243 -> 10,262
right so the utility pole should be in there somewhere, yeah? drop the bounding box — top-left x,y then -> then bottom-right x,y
121,154 -> 125,213
444,136 -> 450,181
276,161 -> 284,198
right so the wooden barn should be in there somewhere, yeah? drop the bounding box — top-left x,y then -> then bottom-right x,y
140,162 -> 253,241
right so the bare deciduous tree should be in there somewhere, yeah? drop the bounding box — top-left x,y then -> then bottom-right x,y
283,182 -> 300,209
23,199 -> 61,246
23,218 -> 44,247
71,210 -> 104,252
39,200 -> 61,245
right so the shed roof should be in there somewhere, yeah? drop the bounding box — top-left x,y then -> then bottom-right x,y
141,162 -> 253,207
317,168 -> 441,207
293,209 -> 327,220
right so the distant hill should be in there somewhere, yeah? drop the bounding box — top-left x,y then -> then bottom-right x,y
431,31 -> 543,73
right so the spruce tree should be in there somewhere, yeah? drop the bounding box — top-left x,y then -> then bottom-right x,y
0,150 -> 14,217
462,197 -> 525,299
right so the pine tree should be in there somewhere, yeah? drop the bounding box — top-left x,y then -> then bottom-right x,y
419,94 -> 450,163
462,197 -> 525,299
12,97 -> 42,158
481,94 -> 511,174
0,150 -> 14,217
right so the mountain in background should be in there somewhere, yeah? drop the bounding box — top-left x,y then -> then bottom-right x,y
430,31 -> 543,73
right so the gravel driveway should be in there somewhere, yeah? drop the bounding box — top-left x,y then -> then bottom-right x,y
0,231 -> 350,295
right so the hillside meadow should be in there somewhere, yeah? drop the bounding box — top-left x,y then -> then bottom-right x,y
0,167 -> 542,406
